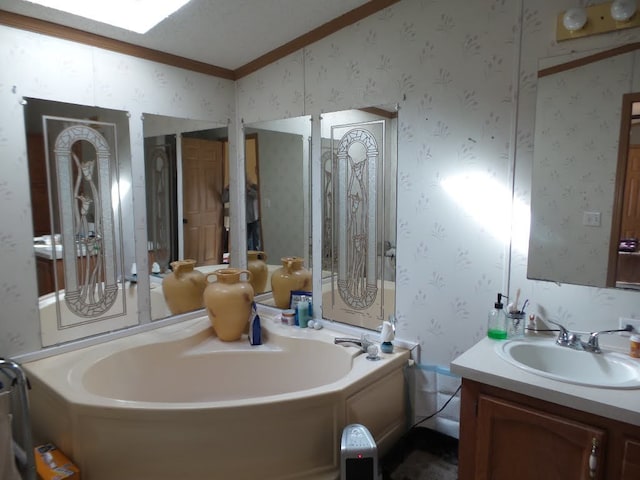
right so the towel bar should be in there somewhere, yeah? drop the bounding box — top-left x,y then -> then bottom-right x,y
0,358 -> 36,480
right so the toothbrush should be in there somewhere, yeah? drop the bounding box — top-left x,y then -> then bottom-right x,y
508,288 -> 520,313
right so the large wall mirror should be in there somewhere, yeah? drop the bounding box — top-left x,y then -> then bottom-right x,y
320,106 -> 398,330
528,46 -> 640,291
243,116 -> 312,299
24,98 -> 139,346
142,114 -> 228,320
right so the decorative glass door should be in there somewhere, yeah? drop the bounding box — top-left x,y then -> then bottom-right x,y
42,115 -> 127,328
322,109 -> 396,330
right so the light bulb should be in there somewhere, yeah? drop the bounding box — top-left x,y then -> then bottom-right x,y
563,7 -> 588,32
611,0 -> 637,21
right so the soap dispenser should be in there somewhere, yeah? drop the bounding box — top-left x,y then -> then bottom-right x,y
487,293 -> 508,340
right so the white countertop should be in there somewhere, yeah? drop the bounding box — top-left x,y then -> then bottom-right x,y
450,336 -> 640,427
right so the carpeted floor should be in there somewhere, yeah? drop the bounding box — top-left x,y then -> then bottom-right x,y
379,428 -> 458,480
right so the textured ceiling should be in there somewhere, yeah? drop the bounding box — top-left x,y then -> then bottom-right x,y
0,0 -> 371,70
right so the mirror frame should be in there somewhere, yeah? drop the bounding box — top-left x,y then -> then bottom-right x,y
530,44 -> 640,289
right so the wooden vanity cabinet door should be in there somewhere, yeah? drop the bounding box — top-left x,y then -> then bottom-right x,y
621,438 -> 640,480
475,394 -> 606,480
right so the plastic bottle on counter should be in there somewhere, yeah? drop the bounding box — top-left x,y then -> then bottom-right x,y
630,334 -> 640,358
248,302 -> 261,346
487,293 -> 508,340
297,300 -> 309,328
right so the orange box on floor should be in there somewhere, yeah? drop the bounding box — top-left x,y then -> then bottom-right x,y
34,443 -> 80,480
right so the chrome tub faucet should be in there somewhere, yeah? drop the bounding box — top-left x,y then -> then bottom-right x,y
334,336 -> 373,352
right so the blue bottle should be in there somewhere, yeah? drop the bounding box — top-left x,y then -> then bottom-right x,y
248,302 -> 262,345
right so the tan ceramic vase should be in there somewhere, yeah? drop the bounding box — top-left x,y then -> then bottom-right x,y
247,250 -> 268,294
271,256 -> 312,309
204,268 -> 254,341
161,259 -> 206,314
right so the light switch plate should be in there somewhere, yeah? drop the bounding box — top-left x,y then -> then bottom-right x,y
583,211 -> 601,227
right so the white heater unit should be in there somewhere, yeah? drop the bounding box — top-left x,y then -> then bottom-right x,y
340,423 -> 378,480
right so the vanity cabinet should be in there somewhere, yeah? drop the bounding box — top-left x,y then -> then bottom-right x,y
459,379 -> 640,480
622,438 -> 640,478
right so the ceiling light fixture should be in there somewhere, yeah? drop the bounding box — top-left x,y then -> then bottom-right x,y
23,0 -> 192,34
557,1 -> 640,41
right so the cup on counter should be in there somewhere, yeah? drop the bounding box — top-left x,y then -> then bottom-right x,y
506,312 -> 526,338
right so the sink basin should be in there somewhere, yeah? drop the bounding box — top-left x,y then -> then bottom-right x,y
495,338 -> 640,389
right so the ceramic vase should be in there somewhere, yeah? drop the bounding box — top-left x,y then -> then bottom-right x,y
161,259 -> 207,315
271,256 -> 312,309
204,268 -> 254,341
247,250 -> 268,294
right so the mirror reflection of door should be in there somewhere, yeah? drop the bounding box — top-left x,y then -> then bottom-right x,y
611,95 -> 640,288
182,137 -> 225,265
621,146 -> 640,240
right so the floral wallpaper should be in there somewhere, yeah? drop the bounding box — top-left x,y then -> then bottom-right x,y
238,0 -> 640,433
3,0 -> 640,438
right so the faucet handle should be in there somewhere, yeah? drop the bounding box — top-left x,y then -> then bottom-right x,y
361,334 -> 373,350
585,332 -> 602,353
546,319 -> 569,342
584,324 -> 633,353
546,319 -> 583,349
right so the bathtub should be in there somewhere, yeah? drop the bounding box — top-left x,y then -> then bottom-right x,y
23,312 -> 410,480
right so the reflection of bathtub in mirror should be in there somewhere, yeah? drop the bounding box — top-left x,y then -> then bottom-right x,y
149,260 -> 395,320
150,263 -> 286,294
34,241 -> 100,297
39,283 -> 172,345
149,264 -> 284,320
33,243 -> 89,258
322,279 -> 396,330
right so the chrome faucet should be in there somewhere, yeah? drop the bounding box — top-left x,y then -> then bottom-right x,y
334,336 -> 373,352
546,319 -> 584,350
546,320 -> 633,353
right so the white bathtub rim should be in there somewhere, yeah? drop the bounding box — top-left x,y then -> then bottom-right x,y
24,313 -> 409,411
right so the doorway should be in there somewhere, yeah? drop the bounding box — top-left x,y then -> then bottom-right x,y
182,137 -> 225,265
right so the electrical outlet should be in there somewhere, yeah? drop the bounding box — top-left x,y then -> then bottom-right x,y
619,317 -> 640,335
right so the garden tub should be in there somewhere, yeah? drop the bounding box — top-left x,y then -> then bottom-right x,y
24,312 -> 409,480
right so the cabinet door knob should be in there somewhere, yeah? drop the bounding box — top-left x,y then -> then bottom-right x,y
589,437 -> 598,478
